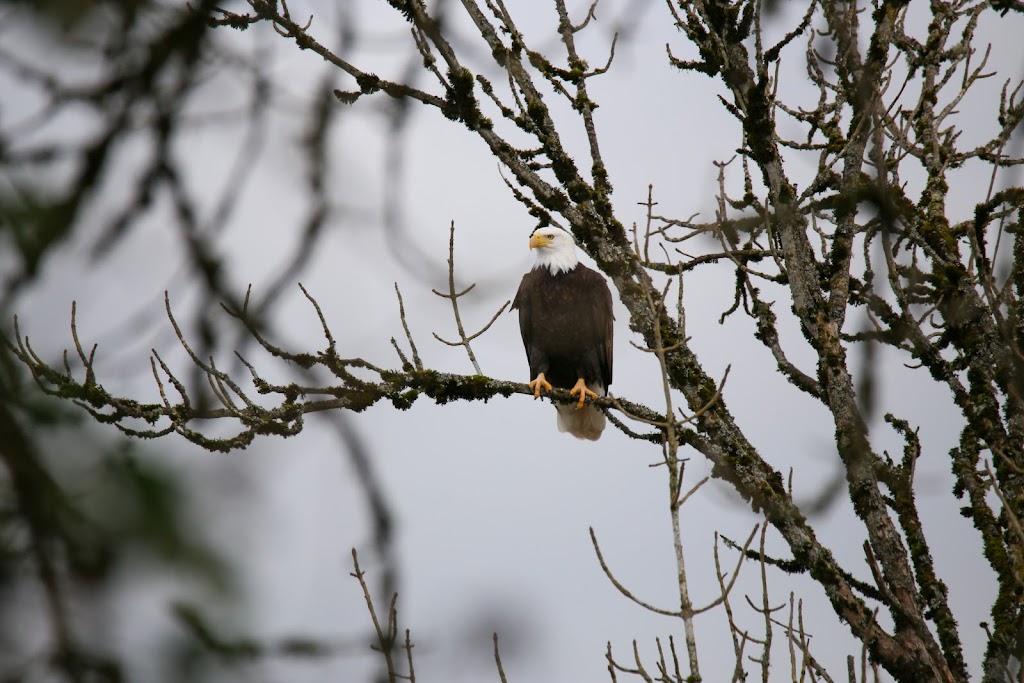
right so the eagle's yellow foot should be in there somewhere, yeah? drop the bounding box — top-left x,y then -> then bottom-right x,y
570,378 -> 599,409
529,372 -> 553,399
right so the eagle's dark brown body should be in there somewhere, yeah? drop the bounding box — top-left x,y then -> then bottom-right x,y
512,263 -> 613,396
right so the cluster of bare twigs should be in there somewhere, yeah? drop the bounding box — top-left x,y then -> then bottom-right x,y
601,212 -> 843,683
173,549 -> 496,683
622,0 -> 1024,679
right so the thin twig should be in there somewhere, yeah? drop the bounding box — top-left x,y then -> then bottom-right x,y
431,222 -> 506,374
351,549 -> 399,682
394,284 -> 423,371
493,633 -> 509,683
589,527 -> 681,617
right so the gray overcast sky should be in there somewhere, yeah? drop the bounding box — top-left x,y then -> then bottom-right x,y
6,1 -> 1023,681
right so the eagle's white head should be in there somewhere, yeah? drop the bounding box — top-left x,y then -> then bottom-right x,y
529,227 -> 579,275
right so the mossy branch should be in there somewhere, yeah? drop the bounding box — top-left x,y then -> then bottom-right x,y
2,287 -> 667,453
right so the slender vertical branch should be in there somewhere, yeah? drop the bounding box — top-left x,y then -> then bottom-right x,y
431,221 -> 510,374
394,284 -> 423,371
351,549 -> 399,682
670,481 -> 701,680
493,633 -> 510,683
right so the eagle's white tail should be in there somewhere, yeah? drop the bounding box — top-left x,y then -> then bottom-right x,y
555,383 -> 606,441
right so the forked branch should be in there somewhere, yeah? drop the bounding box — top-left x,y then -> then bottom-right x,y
430,222 -> 510,374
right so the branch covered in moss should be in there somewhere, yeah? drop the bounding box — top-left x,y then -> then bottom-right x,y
2,288 -> 667,453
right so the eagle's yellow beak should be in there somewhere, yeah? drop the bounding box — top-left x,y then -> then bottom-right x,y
529,233 -> 549,250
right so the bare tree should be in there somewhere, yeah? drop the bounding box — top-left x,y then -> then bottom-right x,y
3,1 -> 1024,682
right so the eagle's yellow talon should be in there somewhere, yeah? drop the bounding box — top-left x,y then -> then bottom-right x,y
529,372 -> 553,399
570,377 -> 599,409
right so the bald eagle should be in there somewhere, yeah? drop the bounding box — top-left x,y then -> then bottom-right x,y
512,227 -> 613,441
